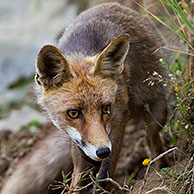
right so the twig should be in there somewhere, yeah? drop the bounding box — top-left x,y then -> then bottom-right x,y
178,155 -> 194,194
89,175 -> 110,194
71,181 -> 94,193
144,186 -> 173,194
89,175 -> 131,193
149,147 -> 178,167
100,177 -> 130,192
174,155 -> 193,184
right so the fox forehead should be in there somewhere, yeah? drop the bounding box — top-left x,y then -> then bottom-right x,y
44,77 -> 116,110
41,56 -> 116,111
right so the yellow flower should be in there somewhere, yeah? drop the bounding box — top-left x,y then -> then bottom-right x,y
174,86 -> 179,92
183,3 -> 188,10
142,158 -> 152,166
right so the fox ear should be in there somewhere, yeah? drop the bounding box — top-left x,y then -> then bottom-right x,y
35,45 -> 72,89
91,34 -> 129,79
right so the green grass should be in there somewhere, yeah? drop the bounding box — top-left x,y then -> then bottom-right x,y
152,0 -> 194,193
159,0 -> 194,49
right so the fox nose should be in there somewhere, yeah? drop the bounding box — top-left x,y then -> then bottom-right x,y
96,147 -> 111,159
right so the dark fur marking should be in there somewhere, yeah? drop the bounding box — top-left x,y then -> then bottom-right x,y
94,159 -> 110,194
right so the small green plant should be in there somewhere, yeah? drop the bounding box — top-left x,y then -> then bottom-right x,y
160,52 -> 193,147
0,104 -> 10,119
160,162 -> 193,193
132,1 -> 194,193
125,170 -> 137,185
28,120 -> 40,133
143,0 -> 194,193
62,171 -> 72,184
50,169 -> 93,194
146,0 -> 194,148
161,166 -> 187,180
158,0 -> 194,49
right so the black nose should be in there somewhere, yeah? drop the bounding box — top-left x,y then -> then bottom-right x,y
96,147 -> 111,159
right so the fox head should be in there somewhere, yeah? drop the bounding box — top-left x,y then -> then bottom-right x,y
35,35 -> 129,161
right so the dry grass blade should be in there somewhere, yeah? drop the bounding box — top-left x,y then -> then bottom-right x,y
133,0 -> 174,32
144,186 -> 173,194
153,46 -> 194,56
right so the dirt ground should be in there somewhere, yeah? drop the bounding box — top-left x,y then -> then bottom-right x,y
0,123 -> 55,188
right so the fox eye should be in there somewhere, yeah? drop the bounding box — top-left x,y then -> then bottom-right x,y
67,109 -> 81,119
102,104 -> 111,114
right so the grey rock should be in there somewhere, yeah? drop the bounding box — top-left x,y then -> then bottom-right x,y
0,0 -> 77,93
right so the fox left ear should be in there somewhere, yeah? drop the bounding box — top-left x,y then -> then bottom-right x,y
91,34 -> 129,79
35,45 -> 73,89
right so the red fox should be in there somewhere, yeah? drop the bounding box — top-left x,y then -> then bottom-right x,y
34,2 -> 169,193
2,2 -> 169,194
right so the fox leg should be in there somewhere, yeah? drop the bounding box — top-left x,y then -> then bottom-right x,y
143,100 -> 169,169
70,144 -> 85,194
70,144 -> 95,194
94,115 -> 128,194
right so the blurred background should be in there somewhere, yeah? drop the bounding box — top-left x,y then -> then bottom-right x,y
0,0 -> 86,93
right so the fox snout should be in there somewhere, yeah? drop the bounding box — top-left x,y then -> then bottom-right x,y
96,147 -> 111,159
81,142 -> 112,161
77,138 -> 112,161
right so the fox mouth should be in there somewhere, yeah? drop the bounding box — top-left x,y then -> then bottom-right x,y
77,145 -> 103,162
75,140 -> 112,161
73,138 -> 112,161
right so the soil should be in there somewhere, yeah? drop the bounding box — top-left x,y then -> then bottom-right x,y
0,122 -> 56,190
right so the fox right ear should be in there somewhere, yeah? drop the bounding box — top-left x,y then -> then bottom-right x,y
90,34 -> 129,79
35,45 -> 73,89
